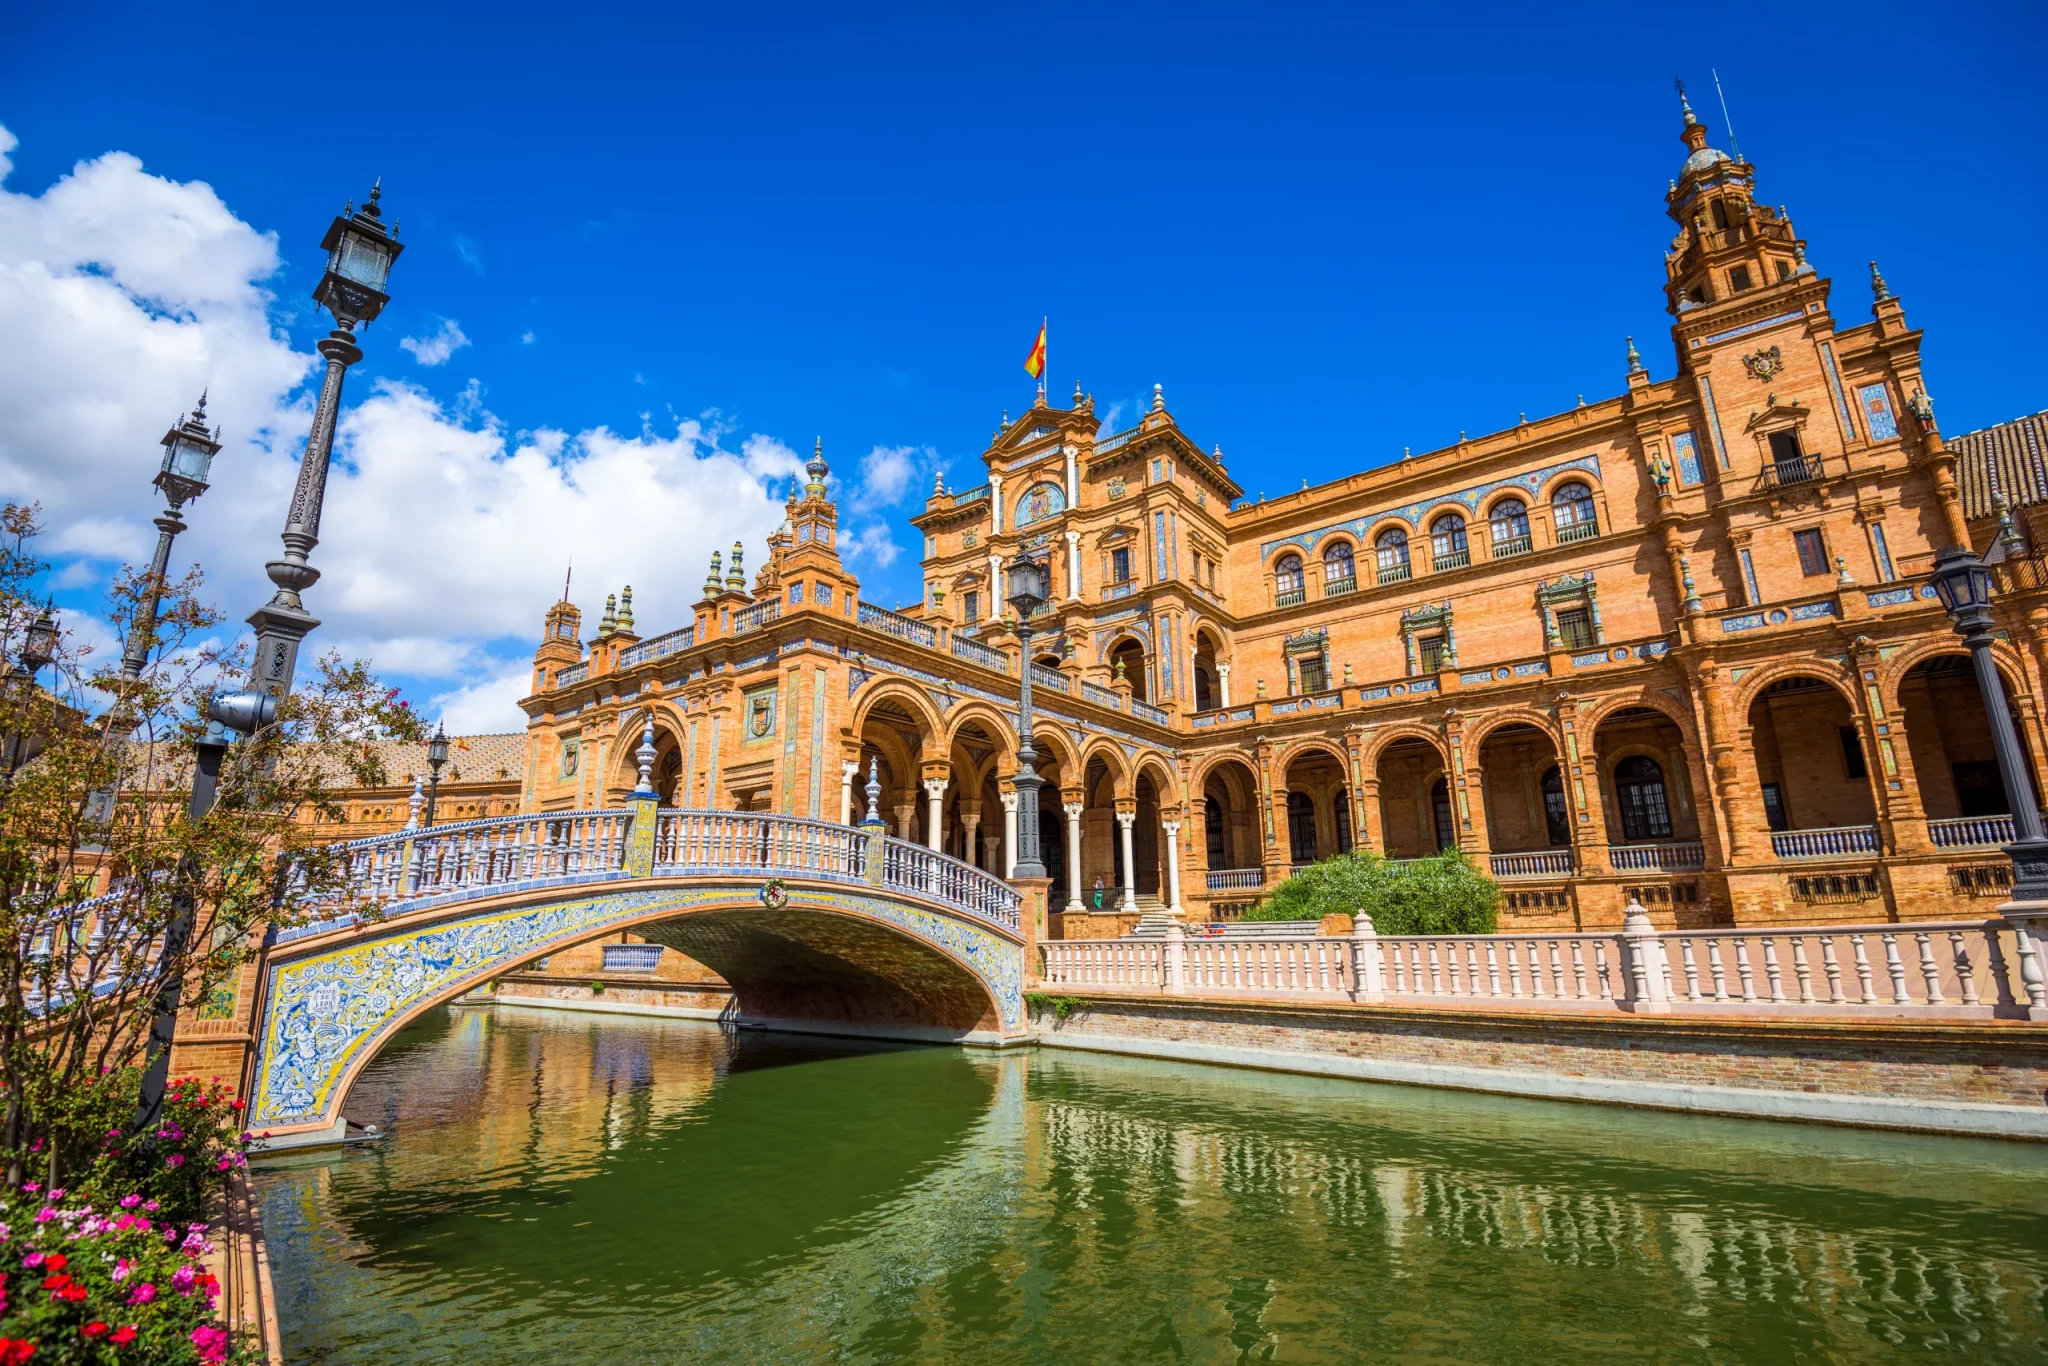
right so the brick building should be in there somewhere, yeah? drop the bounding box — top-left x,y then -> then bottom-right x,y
478,99 -> 2048,937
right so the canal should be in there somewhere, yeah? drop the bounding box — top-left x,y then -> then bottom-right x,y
253,1005 -> 2048,1362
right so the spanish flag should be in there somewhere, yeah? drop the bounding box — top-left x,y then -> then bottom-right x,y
1023,320 -> 1046,380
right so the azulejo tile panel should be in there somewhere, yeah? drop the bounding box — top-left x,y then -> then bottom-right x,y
251,883 -> 1024,1131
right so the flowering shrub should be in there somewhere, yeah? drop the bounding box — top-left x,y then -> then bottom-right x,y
20,1075 -> 248,1230
0,1184 -> 249,1363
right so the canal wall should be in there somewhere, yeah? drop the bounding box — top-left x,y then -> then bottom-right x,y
1029,993 -> 2048,1140
488,971 -> 735,1019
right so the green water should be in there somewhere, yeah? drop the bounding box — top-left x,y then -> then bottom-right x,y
253,1006 -> 2048,1363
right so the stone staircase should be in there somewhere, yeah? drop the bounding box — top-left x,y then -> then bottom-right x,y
1128,894 -> 1177,937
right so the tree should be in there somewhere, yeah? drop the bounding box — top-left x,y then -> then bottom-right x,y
0,504 -> 420,1188
1241,848 -> 1500,935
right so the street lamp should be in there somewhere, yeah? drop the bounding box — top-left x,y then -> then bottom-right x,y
425,722 -> 450,827
247,181 -> 403,701
122,396 -> 220,680
1005,550 -> 1051,879
5,601 -> 59,783
1927,545 -> 2048,903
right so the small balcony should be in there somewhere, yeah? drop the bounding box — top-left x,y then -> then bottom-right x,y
1491,534 -> 1532,559
1555,520 -> 1600,545
1770,825 -> 1880,859
1323,575 -> 1357,598
1929,815 -> 2016,848
1607,841 -> 1706,872
1274,585 -> 1306,608
1377,563 -> 1412,585
1759,454 -> 1824,490
1205,868 -> 1265,892
1488,849 -> 1575,879
1432,549 -> 1471,572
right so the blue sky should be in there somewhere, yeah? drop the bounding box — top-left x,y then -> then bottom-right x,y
4,1 -> 2043,730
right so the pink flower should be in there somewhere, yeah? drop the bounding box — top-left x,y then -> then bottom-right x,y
126,1282 -> 155,1306
19,1184 -> 37,1195
112,1258 -> 132,1281
117,1196 -> 140,1210
31,1210 -> 52,1225
45,1190 -> 62,1201
142,1202 -> 158,1213
170,1264 -> 195,1294
163,1154 -> 184,1169
191,1324 -> 230,1363
19,1253 -> 41,1269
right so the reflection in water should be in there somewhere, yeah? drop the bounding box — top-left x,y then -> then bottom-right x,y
256,1007 -> 2048,1363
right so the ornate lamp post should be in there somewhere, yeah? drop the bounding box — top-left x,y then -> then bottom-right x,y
1927,545 -> 2048,903
4,602 -> 59,784
1005,551 -> 1051,879
121,396 -> 220,680
424,722 -> 450,827
247,183 -> 403,700
136,186 -> 400,1135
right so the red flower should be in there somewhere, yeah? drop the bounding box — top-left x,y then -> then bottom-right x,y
110,1327 -> 136,1346
0,1337 -> 34,1364
80,1323 -> 108,1340
42,1255 -> 65,1274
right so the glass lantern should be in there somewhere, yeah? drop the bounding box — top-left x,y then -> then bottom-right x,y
1005,553 -> 1050,620
156,408 -> 220,508
313,185 -> 405,325
1928,545 -> 1994,621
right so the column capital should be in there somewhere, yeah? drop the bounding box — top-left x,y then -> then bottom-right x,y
1062,799 -> 1085,817
999,790 -> 1019,812
1160,818 -> 1181,836
1114,806 -> 1137,827
921,775 -> 950,798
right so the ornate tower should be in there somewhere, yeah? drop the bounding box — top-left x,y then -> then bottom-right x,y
533,595 -> 583,695
1662,90 -> 1810,320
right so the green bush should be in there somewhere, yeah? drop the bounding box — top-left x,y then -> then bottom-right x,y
1240,849 -> 1500,935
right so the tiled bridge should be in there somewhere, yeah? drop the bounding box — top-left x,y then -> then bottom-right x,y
236,802 -> 1025,1146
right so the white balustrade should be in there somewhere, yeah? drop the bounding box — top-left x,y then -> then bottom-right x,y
1037,916 -> 2039,1020
1488,850 -> 1576,879
1205,868 -> 1265,891
1929,816 -> 2017,848
1770,826 -> 1880,859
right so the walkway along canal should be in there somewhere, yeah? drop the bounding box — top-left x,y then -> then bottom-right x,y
252,1004 -> 2048,1363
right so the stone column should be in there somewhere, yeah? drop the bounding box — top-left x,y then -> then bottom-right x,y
840,759 -> 858,825
1063,797 -> 1085,911
959,800 -> 983,870
922,776 -> 949,851
986,555 -> 1003,619
1064,529 -> 1082,600
1000,790 -> 1019,879
1115,801 -> 1139,912
1218,662 -> 1232,709
893,798 -> 918,843
1161,812 -> 1185,919
990,473 -> 1004,532
1064,444 -> 1079,505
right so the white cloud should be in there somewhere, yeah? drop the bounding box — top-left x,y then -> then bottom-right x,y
454,235 -> 483,275
430,659 -> 535,736
519,330 -> 535,346
0,125 -> 811,732
399,317 -> 470,367
859,445 -> 919,505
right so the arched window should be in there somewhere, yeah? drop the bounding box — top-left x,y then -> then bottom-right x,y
1194,666 -> 1214,712
1287,791 -> 1318,864
1274,554 -> 1305,604
1430,513 -> 1469,570
1552,482 -> 1598,542
1110,638 -> 1149,702
1614,755 -> 1673,841
1204,795 -> 1227,869
1375,529 -> 1411,583
1322,542 -> 1356,594
1540,766 -> 1569,846
1490,498 -> 1531,556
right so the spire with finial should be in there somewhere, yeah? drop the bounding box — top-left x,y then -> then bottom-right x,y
1626,336 -> 1644,374
1151,383 -> 1165,413
704,550 -> 723,596
405,775 -> 424,830
363,177 -> 384,219
805,437 -> 829,498
932,468 -> 947,497
598,593 -> 617,635
726,541 -> 745,591
617,585 -> 634,632
1680,556 -> 1703,615
863,756 -> 883,824
1869,260 -> 1893,302
1034,381 -> 1046,406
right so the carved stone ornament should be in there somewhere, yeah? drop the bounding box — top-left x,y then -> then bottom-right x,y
1742,345 -> 1783,381
1107,476 -> 1127,500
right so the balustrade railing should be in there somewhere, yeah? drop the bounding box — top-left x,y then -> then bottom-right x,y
1377,564 -> 1411,585
1930,816 -> 2016,848
1130,699 -> 1170,725
1080,681 -> 1122,710
1770,825 -> 1880,859
1491,534 -> 1532,559
858,601 -> 937,648
1274,586 -> 1306,608
1041,915 -> 2040,1019
1488,850 -> 1575,879
731,599 -> 781,635
1432,549 -> 1471,572
269,807 -> 1022,943
950,633 -> 1011,673
1555,520 -> 1600,544
1607,841 -> 1707,872
1030,664 -> 1071,693
1205,867 -> 1264,891
555,662 -> 589,687
617,627 -> 694,668
1322,576 -> 1357,598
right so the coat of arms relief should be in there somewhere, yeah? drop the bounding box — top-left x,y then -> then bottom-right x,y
1742,345 -> 1783,381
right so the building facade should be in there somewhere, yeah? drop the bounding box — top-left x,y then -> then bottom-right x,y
499,101 -> 2046,937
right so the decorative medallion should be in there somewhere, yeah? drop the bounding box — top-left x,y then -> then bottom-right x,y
1107,477 -> 1127,501
963,530 -> 979,549
1742,345 -> 1783,381
759,877 -> 790,910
